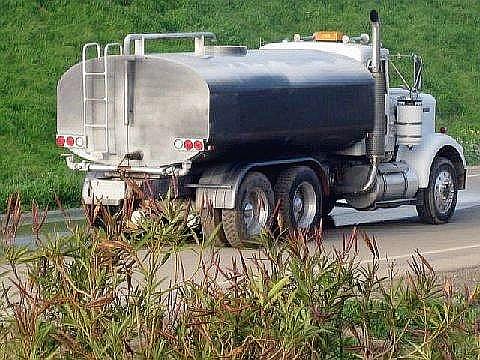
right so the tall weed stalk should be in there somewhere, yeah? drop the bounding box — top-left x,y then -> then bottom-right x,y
0,194 -> 479,359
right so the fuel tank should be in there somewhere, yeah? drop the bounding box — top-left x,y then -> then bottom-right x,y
57,48 -> 375,167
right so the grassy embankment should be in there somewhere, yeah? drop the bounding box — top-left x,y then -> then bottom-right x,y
1,0 -> 479,210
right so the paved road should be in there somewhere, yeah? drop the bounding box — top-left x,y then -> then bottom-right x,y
171,167 -> 480,278
324,167 -> 480,273
10,168 -> 480,277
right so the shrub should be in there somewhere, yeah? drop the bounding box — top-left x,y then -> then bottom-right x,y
0,194 -> 479,359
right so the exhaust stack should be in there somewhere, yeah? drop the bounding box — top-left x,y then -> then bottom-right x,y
362,10 -> 386,192
367,10 -> 386,158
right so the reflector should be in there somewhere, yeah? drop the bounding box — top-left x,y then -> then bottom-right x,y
56,136 -> 65,147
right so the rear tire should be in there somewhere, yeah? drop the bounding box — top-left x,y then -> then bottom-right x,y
416,157 -> 458,224
91,205 -> 121,229
222,172 -> 274,248
274,166 -> 323,231
200,208 -> 228,246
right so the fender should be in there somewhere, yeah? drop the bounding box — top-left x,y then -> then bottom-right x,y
192,157 -> 329,210
397,133 -> 466,188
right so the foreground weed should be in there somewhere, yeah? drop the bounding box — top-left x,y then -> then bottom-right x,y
0,195 -> 479,358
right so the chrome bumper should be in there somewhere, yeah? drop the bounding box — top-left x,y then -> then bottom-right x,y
64,154 -> 190,176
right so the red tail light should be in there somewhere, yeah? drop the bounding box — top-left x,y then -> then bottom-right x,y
194,140 -> 204,151
173,138 -> 207,152
56,136 -> 65,147
57,134 -> 86,148
184,139 -> 193,151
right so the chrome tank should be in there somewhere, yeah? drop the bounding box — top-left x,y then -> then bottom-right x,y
343,162 -> 419,209
57,49 -> 375,168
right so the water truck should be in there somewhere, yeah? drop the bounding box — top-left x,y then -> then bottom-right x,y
57,11 -> 466,247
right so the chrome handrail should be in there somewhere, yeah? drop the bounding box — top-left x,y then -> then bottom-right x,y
123,32 -> 216,56
103,43 -> 123,154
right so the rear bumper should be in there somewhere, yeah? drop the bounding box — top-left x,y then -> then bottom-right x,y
64,154 -> 191,176
82,173 -> 192,205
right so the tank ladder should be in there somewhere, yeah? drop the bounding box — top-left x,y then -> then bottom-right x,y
82,43 -> 123,154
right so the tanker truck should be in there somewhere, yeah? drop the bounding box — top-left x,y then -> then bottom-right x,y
57,11 -> 466,247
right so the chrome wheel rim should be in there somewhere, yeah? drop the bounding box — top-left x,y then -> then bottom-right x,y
434,170 -> 455,214
242,189 -> 269,236
292,181 -> 317,228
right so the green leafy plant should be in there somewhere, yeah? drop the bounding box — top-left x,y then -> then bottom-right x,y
1,0 -> 479,210
0,194 -> 479,359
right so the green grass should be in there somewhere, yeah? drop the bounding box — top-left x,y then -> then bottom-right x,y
1,0 -> 479,209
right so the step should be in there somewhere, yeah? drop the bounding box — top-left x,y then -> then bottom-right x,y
84,72 -> 106,76
85,124 -> 107,128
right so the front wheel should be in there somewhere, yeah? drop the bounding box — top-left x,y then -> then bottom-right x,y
416,157 -> 458,224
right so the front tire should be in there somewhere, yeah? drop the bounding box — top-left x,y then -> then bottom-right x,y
416,157 -> 458,224
222,172 -> 274,248
274,166 -> 323,231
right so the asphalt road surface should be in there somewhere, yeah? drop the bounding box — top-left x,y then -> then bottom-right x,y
325,166 -> 480,273
9,168 -> 480,278
171,167 -> 480,279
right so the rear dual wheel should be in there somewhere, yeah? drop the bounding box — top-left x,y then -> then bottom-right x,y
222,172 -> 274,248
274,166 -> 323,232
220,167 -> 324,247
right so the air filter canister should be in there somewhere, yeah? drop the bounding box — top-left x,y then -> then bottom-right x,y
396,98 -> 423,146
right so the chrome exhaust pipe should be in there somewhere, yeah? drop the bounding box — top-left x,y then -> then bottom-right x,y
370,10 -> 381,74
362,10 -> 386,192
